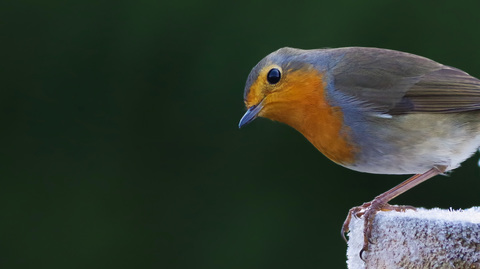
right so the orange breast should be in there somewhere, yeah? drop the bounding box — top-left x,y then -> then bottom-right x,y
259,68 -> 357,165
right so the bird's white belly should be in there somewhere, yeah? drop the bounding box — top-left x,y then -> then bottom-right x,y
344,113 -> 480,175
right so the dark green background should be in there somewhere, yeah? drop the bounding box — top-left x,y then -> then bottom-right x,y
3,1 -> 480,268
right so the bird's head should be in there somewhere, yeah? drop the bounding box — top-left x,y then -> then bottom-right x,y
238,47 -> 328,129
238,47 -> 357,164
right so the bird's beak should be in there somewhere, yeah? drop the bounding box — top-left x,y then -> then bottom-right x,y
238,101 -> 264,128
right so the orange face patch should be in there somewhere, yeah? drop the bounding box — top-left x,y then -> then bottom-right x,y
244,64 -> 281,108
245,64 -> 357,165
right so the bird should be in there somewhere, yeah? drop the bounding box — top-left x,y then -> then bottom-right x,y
238,47 -> 480,257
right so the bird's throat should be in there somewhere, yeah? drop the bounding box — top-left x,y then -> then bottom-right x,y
260,71 -> 356,165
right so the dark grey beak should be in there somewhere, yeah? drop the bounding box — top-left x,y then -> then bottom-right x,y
238,102 -> 264,128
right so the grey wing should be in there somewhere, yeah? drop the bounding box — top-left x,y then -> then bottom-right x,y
390,67 -> 480,114
329,47 -> 480,115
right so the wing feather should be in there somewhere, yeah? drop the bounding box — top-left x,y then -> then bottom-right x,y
329,48 -> 480,115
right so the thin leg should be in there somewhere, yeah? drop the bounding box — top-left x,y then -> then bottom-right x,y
341,165 -> 447,259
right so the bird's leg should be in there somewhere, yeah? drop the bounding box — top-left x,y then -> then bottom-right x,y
341,165 -> 447,259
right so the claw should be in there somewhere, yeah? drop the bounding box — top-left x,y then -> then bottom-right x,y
341,166 -> 446,261
341,208 -> 354,242
342,200 -> 417,257
341,223 -> 349,243
359,248 -> 366,262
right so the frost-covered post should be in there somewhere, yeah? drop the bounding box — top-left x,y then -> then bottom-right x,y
346,207 -> 480,268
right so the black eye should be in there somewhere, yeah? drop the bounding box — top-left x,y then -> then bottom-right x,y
267,68 -> 281,84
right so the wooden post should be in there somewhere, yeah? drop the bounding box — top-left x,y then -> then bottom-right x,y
346,207 -> 480,268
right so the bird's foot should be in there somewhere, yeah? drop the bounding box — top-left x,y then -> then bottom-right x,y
341,199 -> 416,260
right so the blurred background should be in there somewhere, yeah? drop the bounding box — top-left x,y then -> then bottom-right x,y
2,0 -> 480,268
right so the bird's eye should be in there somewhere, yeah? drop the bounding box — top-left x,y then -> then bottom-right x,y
267,68 -> 281,84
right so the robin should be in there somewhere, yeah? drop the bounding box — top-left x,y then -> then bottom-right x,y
238,47 -> 480,257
